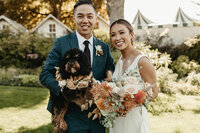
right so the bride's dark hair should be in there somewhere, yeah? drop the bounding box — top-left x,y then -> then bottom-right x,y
110,19 -> 134,33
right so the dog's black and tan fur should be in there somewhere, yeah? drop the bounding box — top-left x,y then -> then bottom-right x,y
50,48 -> 96,133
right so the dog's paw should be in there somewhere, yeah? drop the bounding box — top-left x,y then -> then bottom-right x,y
81,103 -> 89,111
88,100 -> 93,107
88,108 -> 101,120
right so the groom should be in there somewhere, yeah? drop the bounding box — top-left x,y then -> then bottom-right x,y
39,0 -> 114,133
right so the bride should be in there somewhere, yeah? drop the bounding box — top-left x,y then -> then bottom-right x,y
109,19 -> 158,133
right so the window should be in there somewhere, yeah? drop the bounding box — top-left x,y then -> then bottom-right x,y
183,23 -> 187,27
50,33 -> 56,38
49,24 -> 56,32
158,25 -> 163,28
173,24 -> 178,27
148,26 -> 153,29
137,26 -> 142,29
3,25 -> 9,30
49,24 -> 56,38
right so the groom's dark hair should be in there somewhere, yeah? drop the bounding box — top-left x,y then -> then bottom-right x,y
74,0 -> 96,14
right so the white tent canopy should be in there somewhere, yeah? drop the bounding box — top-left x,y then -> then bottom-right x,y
175,7 -> 198,23
132,9 -> 154,28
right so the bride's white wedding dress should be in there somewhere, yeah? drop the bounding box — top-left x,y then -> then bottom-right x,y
109,54 -> 149,133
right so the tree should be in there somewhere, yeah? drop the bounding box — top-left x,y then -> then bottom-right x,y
106,0 -> 125,24
0,0 -> 109,30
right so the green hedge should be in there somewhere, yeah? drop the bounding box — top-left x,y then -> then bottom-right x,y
0,68 -> 42,87
0,31 -> 54,68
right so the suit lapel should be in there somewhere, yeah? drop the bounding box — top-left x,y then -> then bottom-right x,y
69,32 -> 79,49
92,37 -> 97,69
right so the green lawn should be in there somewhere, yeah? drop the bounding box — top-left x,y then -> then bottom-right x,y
0,86 -> 200,133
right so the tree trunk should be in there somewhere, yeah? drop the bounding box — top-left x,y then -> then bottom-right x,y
106,0 -> 125,24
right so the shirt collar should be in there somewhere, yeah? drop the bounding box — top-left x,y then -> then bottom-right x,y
76,31 -> 93,46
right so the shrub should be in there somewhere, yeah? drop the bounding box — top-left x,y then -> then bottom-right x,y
172,35 -> 200,63
174,71 -> 200,95
147,93 -> 184,115
171,55 -> 200,78
157,67 -> 178,94
0,68 -> 42,87
0,31 -> 54,68
93,29 -> 112,48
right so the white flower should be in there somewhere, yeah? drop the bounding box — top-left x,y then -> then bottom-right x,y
95,45 -> 103,56
124,84 -> 141,95
124,77 -> 138,85
107,82 -> 117,88
112,86 -> 121,94
58,80 -> 66,88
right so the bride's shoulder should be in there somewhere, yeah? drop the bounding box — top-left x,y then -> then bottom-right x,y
138,55 -> 151,66
138,56 -> 155,73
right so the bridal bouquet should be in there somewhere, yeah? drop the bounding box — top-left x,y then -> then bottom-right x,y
90,76 -> 153,128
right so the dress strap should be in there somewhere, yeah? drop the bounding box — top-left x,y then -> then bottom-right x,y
132,54 -> 147,67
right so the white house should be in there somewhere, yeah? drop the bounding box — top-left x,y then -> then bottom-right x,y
0,15 -> 28,34
95,14 -> 110,32
32,14 -> 73,38
132,8 -> 200,46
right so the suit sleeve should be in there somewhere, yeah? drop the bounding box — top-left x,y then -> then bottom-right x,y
105,44 -> 115,72
39,39 -> 62,96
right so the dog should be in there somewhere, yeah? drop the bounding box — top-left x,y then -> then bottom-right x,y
50,48 -> 100,133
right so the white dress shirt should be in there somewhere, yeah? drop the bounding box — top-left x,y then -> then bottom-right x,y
76,31 -> 93,65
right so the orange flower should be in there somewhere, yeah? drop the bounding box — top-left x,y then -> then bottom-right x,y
133,90 -> 146,104
119,94 -> 136,116
96,99 -> 105,110
101,81 -> 113,92
96,98 -> 111,110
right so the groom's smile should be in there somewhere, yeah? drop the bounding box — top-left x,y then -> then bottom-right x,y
74,4 -> 97,39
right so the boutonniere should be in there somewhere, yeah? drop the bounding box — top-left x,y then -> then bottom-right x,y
95,45 -> 103,56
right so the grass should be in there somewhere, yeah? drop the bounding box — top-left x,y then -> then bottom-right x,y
0,86 -> 200,133
149,94 -> 200,133
0,86 -> 48,109
0,85 -> 52,133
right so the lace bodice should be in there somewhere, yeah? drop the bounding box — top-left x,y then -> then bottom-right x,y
112,54 -> 147,89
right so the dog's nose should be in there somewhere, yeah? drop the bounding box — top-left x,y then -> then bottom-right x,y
69,63 -> 74,67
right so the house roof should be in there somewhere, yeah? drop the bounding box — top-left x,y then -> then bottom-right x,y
97,14 -> 109,25
132,9 -> 154,26
32,14 -> 73,33
175,7 -> 198,23
0,15 -> 27,32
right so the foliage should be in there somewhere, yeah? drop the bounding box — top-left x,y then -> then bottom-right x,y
1,0 -> 108,30
147,93 -> 184,115
93,29 -> 110,46
0,68 -> 42,87
17,123 -> 54,133
175,35 -> 200,63
157,67 -> 178,94
174,72 -> 200,95
0,31 -> 54,68
171,55 -> 200,78
0,86 -> 48,109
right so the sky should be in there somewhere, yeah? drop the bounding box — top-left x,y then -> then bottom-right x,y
124,0 -> 200,24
